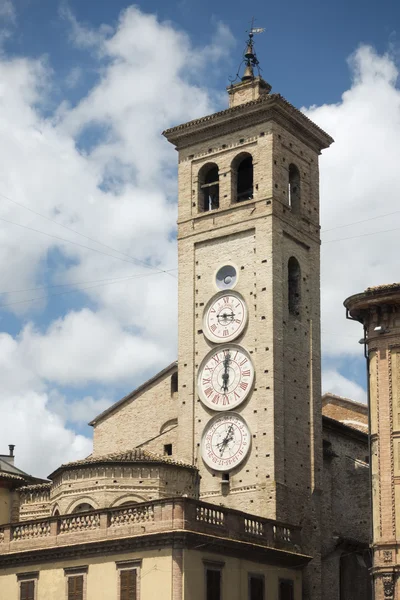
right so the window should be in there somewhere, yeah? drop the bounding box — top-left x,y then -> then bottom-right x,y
279,579 -> 294,600
68,576 -> 84,600
233,154 -> 254,202
20,581 -> 35,600
120,569 -> 137,600
164,444 -> 173,456
72,503 -> 94,513
249,575 -> 264,600
199,163 -> 219,212
288,164 -> 300,213
206,568 -> 221,600
288,257 -> 301,316
64,567 -> 87,600
19,576 -> 38,600
117,560 -> 141,600
171,371 -> 178,396
18,572 -> 38,600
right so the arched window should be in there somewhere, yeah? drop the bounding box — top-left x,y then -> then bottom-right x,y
233,154 -> 253,202
171,372 -> 178,396
72,502 -> 94,513
199,163 -> 219,212
288,164 -> 300,213
288,257 -> 301,316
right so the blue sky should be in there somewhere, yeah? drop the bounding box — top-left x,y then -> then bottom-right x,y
7,0 -> 398,108
0,0 -> 399,476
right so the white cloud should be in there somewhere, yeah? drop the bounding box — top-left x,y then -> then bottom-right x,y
0,7 -> 233,476
0,6 -> 397,479
304,45 -> 400,359
322,369 -> 367,404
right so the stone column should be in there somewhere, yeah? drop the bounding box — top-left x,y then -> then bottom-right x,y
345,284 -> 400,600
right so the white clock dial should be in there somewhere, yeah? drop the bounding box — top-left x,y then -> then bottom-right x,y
201,412 -> 251,472
197,344 -> 254,411
203,291 -> 247,343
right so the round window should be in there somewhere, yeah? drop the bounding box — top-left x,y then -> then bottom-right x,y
215,264 -> 237,290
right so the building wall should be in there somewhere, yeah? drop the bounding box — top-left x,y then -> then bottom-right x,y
321,424 -> 370,600
0,548 -> 172,600
183,549 -> 302,600
0,485 -> 10,524
93,368 -> 178,457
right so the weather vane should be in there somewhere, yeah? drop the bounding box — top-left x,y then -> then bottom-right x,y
229,18 -> 265,84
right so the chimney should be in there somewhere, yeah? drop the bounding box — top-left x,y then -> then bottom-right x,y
8,445 -> 15,457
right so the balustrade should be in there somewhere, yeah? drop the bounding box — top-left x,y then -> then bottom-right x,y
59,513 -> 100,534
12,521 -> 51,540
0,499 -> 301,555
109,505 -> 154,526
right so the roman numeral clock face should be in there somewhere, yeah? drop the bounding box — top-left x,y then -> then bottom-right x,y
197,344 -> 254,411
203,291 -> 247,343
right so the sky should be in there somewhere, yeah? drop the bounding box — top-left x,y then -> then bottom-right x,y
0,0 -> 399,477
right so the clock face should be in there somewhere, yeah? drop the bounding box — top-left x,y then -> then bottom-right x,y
197,344 -> 254,411
203,291 -> 247,343
201,412 -> 251,472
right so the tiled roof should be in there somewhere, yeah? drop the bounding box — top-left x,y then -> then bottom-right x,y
365,283 -> 400,293
18,482 -> 51,492
49,448 -> 197,479
0,471 -> 26,483
162,93 -> 333,146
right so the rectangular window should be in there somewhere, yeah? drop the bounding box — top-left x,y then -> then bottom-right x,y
206,569 -> 221,600
18,572 -> 38,600
249,574 -> 264,600
120,569 -> 137,600
164,444 -> 173,456
279,579 -> 294,600
20,580 -> 35,600
116,560 -> 141,600
64,567 -> 87,600
68,575 -> 84,600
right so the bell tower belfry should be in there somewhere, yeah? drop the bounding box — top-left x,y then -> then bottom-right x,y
163,31 -> 333,546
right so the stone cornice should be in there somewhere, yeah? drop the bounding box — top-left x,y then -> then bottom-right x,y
162,94 -> 333,153
0,530 -> 310,570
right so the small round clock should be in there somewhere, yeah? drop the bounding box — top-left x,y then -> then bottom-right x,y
201,412 -> 251,471
197,344 -> 254,411
203,291 -> 247,343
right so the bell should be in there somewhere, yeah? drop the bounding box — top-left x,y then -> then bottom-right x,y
241,63 -> 254,81
244,43 -> 254,61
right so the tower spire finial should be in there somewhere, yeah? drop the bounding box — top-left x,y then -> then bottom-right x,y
241,19 -> 265,81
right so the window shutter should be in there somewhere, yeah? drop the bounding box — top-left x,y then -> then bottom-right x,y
68,575 -> 84,600
20,580 -> 35,600
120,569 -> 137,600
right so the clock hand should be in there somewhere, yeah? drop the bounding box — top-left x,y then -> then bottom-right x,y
221,351 -> 231,393
217,425 -> 234,455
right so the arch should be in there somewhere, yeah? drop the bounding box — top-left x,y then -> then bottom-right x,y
66,496 -> 99,515
288,257 -> 301,316
232,152 -> 254,203
198,162 -> 219,212
72,502 -> 95,514
110,493 -> 149,508
288,163 -> 300,213
170,371 -> 178,396
52,504 -> 60,517
160,418 -> 178,435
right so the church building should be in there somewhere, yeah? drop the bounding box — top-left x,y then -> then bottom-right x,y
0,32 -> 373,600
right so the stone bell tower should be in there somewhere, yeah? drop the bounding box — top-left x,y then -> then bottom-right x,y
163,32 -> 333,595
345,284 -> 400,600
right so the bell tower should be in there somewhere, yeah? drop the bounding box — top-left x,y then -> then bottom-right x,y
163,31 -> 333,580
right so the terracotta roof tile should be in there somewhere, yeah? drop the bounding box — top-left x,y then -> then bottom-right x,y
18,482 -> 51,492
49,448 -> 197,479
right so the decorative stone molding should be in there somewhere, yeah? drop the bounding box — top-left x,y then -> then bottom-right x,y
383,550 -> 392,563
382,573 -> 395,599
